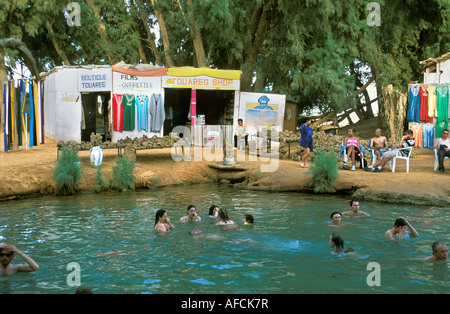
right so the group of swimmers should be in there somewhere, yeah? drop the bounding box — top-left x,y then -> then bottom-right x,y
154,205 -> 254,233
328,200 -> 447,260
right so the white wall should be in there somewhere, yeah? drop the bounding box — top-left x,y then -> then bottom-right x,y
424,59 -> 450,84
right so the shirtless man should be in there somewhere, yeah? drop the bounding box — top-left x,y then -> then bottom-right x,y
0,243 -> 39,276
342,199 -> 369,216
424,242 -> 448,261
370,128 -> 388,160
385,217 -> 419,240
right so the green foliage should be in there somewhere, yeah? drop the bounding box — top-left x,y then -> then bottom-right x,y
94,166 -> 110,193
53,147 -> 82,195
111,156 -> 136,191
307,148 -> 339,194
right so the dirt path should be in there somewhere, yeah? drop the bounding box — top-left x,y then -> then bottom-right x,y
1,136 -> 449,207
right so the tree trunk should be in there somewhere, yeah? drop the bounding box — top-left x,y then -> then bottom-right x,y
151,0 -> 175,67
85,0 -> 116,64
135,0 -> 162,66
45,21 -> 71,66
241,0 -> 276,91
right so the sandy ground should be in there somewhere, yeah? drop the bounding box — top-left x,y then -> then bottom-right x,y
0,135 -> 449,207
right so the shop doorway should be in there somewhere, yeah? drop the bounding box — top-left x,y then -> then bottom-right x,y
163,88 -> 235,136
81,92 -> 111,142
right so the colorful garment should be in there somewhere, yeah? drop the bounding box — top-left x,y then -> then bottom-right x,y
419,85 -> 432,122
122,93 -> 136,131
136,94 -> 149,132
149,93 -> 165,132
436,85 -> 449,123
299,123 -> 314,152
407,85 -> 421,123
112,93 -> 124,132
411,124 -> 423,148
428,85 -> 437,118
422,123 -> 435,149
435,121 -> 448,139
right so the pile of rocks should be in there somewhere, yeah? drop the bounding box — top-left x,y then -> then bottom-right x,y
57,133 -> 183,152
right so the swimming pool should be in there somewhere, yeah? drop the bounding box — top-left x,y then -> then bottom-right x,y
0,184 -> 448,294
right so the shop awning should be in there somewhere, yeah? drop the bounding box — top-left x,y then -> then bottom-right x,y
167,67 -> 241,80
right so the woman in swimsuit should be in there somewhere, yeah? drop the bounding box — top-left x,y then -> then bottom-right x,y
343,128 -> 362,171
154,209 -> 175,232
329,234 -> 354,254
215,208 -> 236,226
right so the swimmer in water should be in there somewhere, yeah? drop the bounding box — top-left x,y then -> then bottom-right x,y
329,211 -> 346,226
243,214 -> 254,225
216,208 -> 236,226
329,234 -> 354,254
424,242 -> 447,261
342,199 -> 369,217
384,217 -> 419,240
0,243 -> 39,276
189,230 -> 251,243
180,205 -> 201,223
154,209 -> 175,232
208,205 -> 220,218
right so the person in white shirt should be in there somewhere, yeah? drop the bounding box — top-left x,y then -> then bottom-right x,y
432,129 -> 450,173
234,119 -> 248,149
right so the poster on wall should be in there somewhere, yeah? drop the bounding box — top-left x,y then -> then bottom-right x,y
239,92 -> 286,132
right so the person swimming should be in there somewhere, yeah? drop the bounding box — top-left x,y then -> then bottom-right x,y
154,209 -> 174,232
243,214 -> 254,225
215,208 -> 235,226
329,234 -> 354,254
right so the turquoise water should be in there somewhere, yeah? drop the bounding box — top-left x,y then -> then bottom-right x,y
0,184 -> 448,294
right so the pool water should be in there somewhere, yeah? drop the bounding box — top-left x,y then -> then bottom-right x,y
0,184 -> 448,294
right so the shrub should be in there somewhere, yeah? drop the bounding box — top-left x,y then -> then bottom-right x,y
94,166 -> 110,193
53,147 -> 82,195
307,148 -> 339,193
111,156 -> 136,191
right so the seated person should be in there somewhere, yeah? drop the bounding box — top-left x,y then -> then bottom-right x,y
180,205 -> 201,223
384,217 -> 419,240
432,129 -> 450,174
369,128 -> 388,160
234,119 -> 248,149
339,128 -> 363,171
365,130 -> 415,172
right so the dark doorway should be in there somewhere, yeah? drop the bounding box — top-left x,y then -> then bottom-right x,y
81,92 -> 111,142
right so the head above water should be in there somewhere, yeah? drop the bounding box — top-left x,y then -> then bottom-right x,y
218,208 -> 230,222
244,214 -> 254,224
330,234 -> 345,249
349,199 -> 360,211
394,217 -> 407,227
209,205 -> 219,216
154,209 -> 167,226
330,211 -> 342,224
432,242 -> 448,260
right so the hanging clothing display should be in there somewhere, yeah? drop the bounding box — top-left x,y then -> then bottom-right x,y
407,85 -> 421,123
112,93 -> 124,132
435,121 -> 448,138
122,93 -> 136,131
411,124 -> 423,148
436,85 -> 449,123
1,78 -> 44,151
136,94 -> 149,132
419,85 -> 433,123
427,85 -> 437,118
149,93 -> 165,132
422,123 -> 435,149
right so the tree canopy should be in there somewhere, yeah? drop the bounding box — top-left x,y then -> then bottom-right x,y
1,0 -> 449,115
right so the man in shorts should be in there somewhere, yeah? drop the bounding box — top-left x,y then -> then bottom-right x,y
369,128 -> 388,161
365,130 -> 415,172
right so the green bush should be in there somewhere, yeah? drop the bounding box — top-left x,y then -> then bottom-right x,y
307,148 -> 339,193
94,166 -> 110,193
53,147 -> 82,195
111,156 -> 136,191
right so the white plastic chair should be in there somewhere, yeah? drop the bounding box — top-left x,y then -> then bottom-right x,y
391,147 -> 413,173
434,149 -> 450,171
341,144 -> 365,168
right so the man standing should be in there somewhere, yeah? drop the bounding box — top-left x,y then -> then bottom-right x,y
369,128 -> 388,161
234,119 -> 248,149
0,243 -> 39,276
432,129 -> 450,173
